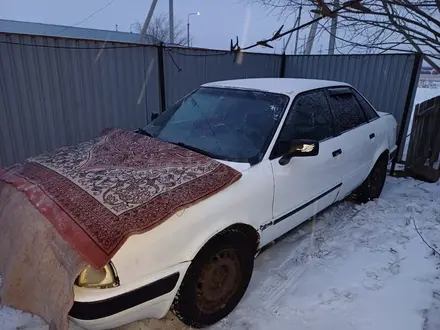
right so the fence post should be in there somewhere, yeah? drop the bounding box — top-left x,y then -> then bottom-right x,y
279,53 -> 287,78
390,52 -> 422,176
157,42 -> 167,113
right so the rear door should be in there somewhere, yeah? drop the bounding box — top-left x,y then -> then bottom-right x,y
327,87 -> 375,198
352,88 -> 383,151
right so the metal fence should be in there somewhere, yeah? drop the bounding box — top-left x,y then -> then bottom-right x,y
284,54 -> 420,125
163,48 -> 282,107
0,32 -> 421,167
0,33 -> 159,167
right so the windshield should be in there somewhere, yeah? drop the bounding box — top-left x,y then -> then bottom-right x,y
143,87 -> 289,163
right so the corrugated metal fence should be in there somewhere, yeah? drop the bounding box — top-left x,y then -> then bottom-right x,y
163,48 -> 282,107
285,54 -> 420,124
0,34 -> 159,167
0,32 -> 421,167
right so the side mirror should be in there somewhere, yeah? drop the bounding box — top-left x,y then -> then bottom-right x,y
278,139 -> 319,166
151,112 -> 159,121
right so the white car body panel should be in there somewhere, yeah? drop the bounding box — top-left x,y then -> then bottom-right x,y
70,78 -> 398,329
337,122 -> 375,198
100,160 -> 273,286
266,136 -> 344,244
71,262 -> 190,329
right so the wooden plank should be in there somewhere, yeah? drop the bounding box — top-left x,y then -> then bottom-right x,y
416,104 -> 436,117
406,96 -> 440,169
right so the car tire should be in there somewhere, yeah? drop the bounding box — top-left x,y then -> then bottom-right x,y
171,229 -> 255,328
353,156 -> 388,203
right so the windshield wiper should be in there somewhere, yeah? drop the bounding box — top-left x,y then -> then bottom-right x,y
134,128 -> 152,137
173,142 -> 215,158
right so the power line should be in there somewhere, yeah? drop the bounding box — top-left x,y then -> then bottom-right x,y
60,0 -> 118,32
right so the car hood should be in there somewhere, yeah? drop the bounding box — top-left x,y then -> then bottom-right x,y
216,160 -> 251,172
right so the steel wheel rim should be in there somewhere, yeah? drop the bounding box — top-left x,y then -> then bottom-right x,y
195,248 -> 242,314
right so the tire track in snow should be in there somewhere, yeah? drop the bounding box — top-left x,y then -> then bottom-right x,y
253,201 -> 367,311
248,178 -> 439,317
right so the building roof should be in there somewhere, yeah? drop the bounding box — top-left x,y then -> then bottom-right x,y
0,19 -> 160,45
203,78 -> 350,97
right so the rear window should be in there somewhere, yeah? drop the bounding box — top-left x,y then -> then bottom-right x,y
328,91 -> 367,133
352,89 -> 379,121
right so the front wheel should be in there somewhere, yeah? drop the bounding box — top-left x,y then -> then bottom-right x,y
171,230 -> 255,328
353,157 -> 388,203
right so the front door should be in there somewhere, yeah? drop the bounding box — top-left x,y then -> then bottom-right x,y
261,90 -> 344,245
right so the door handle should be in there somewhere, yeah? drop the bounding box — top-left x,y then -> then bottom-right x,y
332,149 -> 342,157
369,133 -> 375,139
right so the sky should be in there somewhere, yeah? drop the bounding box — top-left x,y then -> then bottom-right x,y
0,0 -> 329,54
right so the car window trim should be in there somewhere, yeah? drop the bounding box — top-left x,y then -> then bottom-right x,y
349,87 -> 380,122
269,87 -> 336,160
326,87 -> 369,135
327,87 -> 352,96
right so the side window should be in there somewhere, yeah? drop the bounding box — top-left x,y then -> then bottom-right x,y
351,89 -> 379,121
328,91 -> 367,133
272,90 -> 334,158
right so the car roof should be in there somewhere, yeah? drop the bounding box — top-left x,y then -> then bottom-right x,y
202,78 -> 351,97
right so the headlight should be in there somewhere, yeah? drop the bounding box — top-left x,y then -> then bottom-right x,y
76,262 -> 119,289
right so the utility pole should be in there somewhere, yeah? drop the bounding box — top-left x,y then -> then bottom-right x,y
294,5 -> 302,55
282,24 -> 294,55
282,4 -> 302,55
169,0 -> 174,44
140,0 -> 159,42
304,10 -> 319,55
187,20 -> 190,47
328,0 -> 339,54
187,12 -> 200,47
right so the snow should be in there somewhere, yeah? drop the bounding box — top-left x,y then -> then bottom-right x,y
1,176 -> 440,330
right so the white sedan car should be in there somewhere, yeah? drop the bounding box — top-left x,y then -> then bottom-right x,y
69,78 -> 398,329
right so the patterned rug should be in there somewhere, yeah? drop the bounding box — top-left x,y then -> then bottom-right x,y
0,128 -> 241,269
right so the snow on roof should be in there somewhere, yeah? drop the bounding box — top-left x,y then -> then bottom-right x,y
203,78 -> 350,97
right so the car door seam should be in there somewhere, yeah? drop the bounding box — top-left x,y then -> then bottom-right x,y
269,161 -> 276,220
259,182 -> 342,231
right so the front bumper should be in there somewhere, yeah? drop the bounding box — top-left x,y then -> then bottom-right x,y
69,262 -> 190,330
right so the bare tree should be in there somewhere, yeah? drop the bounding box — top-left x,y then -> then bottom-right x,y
132,13 -> 188,46
251,1 -> 440,70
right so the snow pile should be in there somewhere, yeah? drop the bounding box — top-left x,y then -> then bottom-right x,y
1,176 -> 440,330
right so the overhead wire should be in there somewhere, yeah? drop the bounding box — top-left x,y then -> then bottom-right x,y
60,0 -> 118,32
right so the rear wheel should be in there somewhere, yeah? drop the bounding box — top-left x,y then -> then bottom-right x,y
353,156 -> 388,203
171,230 -> 254,328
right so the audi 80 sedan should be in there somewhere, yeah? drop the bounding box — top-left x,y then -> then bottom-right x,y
69,78 -> 397,329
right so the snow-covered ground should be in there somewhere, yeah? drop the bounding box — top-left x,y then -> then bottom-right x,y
1,175 -> 440,330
